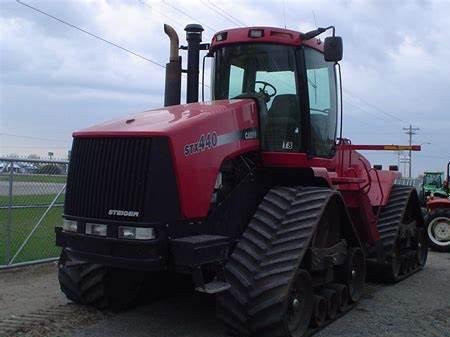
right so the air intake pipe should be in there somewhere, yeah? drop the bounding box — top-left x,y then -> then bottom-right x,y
164,24 -> 181,106
185,24 -> 204,104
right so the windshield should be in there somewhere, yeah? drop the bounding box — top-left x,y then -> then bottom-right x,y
213,43 -> 300,152
424,174 -> 442,187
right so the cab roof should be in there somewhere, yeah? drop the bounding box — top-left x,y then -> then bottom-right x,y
209,26 -> 324,53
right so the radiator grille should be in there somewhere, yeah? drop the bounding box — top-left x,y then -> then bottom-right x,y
65,137 -> 155,222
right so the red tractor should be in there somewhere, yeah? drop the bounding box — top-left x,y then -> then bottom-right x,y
56,24 -> 428,337
425,161 -> 450,252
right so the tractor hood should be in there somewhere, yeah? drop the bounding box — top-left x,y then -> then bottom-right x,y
73,99 -> 255,138
71,98 -> 260,219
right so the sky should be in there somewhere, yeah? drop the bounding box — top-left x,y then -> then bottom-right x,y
0,0 -> 449,177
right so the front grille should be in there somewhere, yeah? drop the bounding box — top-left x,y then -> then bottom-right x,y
64,137 -> 179,222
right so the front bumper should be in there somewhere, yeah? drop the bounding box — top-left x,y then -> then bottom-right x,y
55,227 -> 165,271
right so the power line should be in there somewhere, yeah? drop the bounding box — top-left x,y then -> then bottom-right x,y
344,99 -> 395,125
16,0 -> 210,90
137,0 -> 185,31
200,0 -> 245,27
0,132 -> 68,143
16,0 -> 165,68
161,0 -> 217,32
344,88 -> 407,124
206,0 -> 246,26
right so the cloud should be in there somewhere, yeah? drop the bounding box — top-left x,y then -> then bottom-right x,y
0,0 -> 448,174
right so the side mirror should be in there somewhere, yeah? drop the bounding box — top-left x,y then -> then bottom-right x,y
324,36 -> 343,62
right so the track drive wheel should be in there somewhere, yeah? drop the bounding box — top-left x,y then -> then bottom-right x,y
58,249 -> 144,311
425,209 -> 450,252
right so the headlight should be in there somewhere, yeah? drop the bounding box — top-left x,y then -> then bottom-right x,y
63,219 -> 78,232
85,223 -> 107,236
118,226 -> 155,240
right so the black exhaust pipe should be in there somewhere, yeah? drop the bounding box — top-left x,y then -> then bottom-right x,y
164,24 -> 181,107
185,24 -> 204,104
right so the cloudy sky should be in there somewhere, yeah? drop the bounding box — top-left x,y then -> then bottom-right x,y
0,0 -> 449,176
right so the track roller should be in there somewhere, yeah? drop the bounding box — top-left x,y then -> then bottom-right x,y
326,284 -> 349,312
318,288 -> 338,320
311,295 -> 327,328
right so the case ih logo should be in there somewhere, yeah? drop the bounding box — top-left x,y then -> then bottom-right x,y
108,209 -> 140,217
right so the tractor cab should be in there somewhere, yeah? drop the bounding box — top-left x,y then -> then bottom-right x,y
422,171 -> 446,199
210,27 -> 340,158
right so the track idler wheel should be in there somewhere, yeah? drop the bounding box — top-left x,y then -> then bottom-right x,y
310,295 -> 327,328
387,245 -> 402,281
318,289 -> 338,320
400,255 -> 408,275
326,284 -> 349,312
411,254 -> 417,271
286,270 -> 315,337
338,247 -> 366,303
416,229 -> 428,266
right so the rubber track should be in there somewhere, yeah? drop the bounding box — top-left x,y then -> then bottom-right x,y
217,186 -> 334,337
58,250 -> 108,309
376,185 -> 414,254
373,184 -> 425,281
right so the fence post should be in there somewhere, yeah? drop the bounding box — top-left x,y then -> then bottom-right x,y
6,160 -> 14,263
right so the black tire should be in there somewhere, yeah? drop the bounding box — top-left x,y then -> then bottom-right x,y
425,208 -> 450,252
217,186 -> 360,337
58,249 -> 144,311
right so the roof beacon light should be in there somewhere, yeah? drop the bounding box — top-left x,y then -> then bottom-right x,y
216,33 -> 227,41
249,29 -> 264,38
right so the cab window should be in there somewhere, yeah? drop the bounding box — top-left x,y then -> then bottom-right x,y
304,47 -> 338,157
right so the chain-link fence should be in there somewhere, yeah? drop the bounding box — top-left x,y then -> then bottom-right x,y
0,158 -> 68,267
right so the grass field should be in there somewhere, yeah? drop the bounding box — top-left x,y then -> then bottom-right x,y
0,194 -> 65,207
0,192 -> 65,265
0,174 -> 66,184
0,207 -> 62,264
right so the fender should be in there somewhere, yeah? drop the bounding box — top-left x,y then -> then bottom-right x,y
427,198 -> 450,211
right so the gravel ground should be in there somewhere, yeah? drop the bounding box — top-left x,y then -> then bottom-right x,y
1,252 -> 449,337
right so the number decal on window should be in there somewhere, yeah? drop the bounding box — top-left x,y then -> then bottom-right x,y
282,141 -> 293,150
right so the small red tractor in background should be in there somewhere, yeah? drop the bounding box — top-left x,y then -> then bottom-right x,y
55,23 -> 428,337
425,161 -> 450,252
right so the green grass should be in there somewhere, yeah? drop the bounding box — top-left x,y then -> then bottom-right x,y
0,206 -> 62,264
0,194 -> 65,207
0,174 -> 66,184
0,192 -> 65,265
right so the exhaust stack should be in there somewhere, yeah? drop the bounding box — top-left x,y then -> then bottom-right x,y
164,24 -> 181,107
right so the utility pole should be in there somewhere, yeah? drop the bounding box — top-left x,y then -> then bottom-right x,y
402,125 -> 419,178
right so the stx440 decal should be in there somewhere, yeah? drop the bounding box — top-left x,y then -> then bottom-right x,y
184,132 -> 218,156
183,128 -> 258,157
